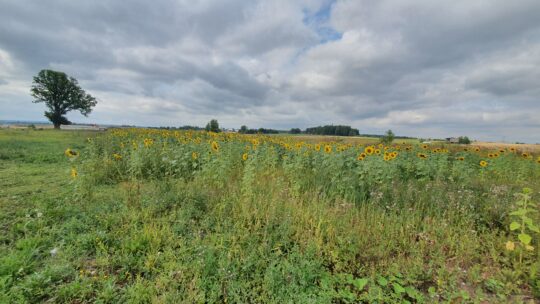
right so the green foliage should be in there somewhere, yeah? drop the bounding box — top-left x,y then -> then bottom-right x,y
30,69 -> 97,128
305,125 -> 359,136
381,129 -> 395,144
290,128 -> 302,134
1,129 -> 539,302
459,136 -> 471,144
506,188 -> 540,292
205,119 -> 220,132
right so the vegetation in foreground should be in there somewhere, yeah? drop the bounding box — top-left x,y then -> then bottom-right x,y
1,128 -> 539,303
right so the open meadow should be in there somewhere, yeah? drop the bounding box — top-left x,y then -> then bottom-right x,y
1,128 -> 540,303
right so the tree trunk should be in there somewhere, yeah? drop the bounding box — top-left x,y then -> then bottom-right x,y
53,122 -> 61,129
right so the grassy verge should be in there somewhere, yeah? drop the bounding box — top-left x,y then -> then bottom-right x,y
0,129 -> 538,303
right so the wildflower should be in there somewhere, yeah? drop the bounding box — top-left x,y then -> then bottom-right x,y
70,168 -> 78,178
113,153 -> 122,160
50,247 -> 58,257
143,138 -> 154,147
364,146 -> 375,155
324,145 -> 332,153
65,148 -> 79,157
479,160 -> 488,167
505,241 -> 515,251
192,152 -> 198,160
242,153 -> 248,161
417,153 -> 427,159
211,141 -> 219,152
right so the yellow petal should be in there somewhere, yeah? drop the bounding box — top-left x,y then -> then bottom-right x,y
505,241 -> 515,251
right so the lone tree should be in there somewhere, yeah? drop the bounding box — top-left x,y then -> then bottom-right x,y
381,129 -> 395,144
205,119 -> 220,133
30,69 -> 97,129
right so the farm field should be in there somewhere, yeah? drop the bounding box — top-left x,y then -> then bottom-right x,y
1,129 -> 540,303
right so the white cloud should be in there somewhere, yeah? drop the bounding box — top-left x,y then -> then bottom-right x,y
0,0 -> 540,142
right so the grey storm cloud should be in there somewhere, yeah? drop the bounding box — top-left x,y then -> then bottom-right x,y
1,0 -> 540,142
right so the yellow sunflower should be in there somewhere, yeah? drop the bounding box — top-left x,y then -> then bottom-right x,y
211,141 -> 219,152
113,153 -> 122,160
70,167 -> 78,179
315,144 -> 321,151
364,146 -> 375,155
192,152 -> 198,160
417,153 -> 428,159
65,148 -> 79,157
374,149 -> 381,155
479,160 -> 488,167
324,145 -> 332,153
242,153 -> 248,161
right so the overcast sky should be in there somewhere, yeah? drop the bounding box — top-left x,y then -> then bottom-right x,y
1,0 -> 540,142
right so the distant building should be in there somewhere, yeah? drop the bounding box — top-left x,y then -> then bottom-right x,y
446,137 -> 459,144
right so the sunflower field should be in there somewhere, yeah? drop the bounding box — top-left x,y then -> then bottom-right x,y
1,128 -> 540,303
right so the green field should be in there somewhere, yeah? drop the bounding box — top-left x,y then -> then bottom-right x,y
1,128 -> 539,303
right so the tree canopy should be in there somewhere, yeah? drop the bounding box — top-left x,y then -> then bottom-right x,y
304,125 -> 359,136
205,119 -> 221,132
30,69 -> 97,128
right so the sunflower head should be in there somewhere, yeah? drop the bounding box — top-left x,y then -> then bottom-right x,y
417,153 -> 427,159
242,153 -> 248,161
457,156 -> 465,161
315,144 -> 321,151
374,149 -> 381,155
70,167 -> 78,178
357,154 -> 365,161
324,145 -> 332,153
192,152 -> 198,160
113,153 -> 122,160
65,148 -> 79,157
479,160 -> 488,167
364,146 -> 375,155
211,141 -> 219,152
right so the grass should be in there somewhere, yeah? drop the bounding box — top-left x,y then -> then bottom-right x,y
0,128 -> 539,303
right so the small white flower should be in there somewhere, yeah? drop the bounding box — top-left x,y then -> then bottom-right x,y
50,248 -> 58,256
37,212 -> 43,218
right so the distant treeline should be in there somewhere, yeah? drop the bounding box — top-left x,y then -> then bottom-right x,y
359,133 -> 416,139
304,125 -> 360,136
239,125 -> 280,134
